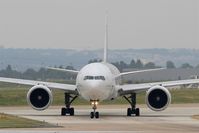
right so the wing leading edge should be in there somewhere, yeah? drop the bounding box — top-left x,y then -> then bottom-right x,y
46,67 -> 79,74
0,77 -> 77,94
116,68 -> 165,78
117,79 -> 199,95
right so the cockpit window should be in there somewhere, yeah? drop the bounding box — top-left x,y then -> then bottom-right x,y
84,76 -> 94,80
84,76 -> 105,81
95,76 -> 105,80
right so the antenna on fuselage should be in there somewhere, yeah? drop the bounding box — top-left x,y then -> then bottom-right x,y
103,11 -> 108,63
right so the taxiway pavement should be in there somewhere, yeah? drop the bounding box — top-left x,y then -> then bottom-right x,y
0,104 -> 199,133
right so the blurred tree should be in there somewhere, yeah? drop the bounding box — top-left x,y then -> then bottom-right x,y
24,68 -> 37,80
88,59 -> 102,64
6,65 -> 12,72
129,59 -> 136,68
181,63 -> 193,69
119,61 -> 127,69
145,62 -> 156,69
135,59 -> 143,68
166,61 -> 176,69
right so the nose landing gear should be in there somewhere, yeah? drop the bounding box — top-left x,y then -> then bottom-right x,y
90,100 -> 99,119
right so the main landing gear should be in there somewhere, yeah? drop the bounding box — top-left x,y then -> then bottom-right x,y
61,93 -> 78,116
123,93 -> 140,117
90,100 -> 99,119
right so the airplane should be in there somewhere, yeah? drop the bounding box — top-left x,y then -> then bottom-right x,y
1,17 -> 199,119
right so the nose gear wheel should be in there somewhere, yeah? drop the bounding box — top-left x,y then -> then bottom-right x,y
90,100 -> 99,119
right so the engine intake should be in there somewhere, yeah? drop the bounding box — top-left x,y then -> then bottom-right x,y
27,85 -> 53,111
146,85 -> 171,111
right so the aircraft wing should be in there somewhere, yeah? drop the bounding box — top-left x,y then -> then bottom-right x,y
116,68 -> 165,78
117,79 -> 199,95
0,77 -> 77,94
46,67 -> 79,75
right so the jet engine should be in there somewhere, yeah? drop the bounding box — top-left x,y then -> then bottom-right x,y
146,85 -> 171,111
27,85 -> 53,111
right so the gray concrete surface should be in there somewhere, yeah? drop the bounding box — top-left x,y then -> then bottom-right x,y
1,104 -> 199,133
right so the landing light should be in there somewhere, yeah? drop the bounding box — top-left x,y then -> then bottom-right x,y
91,101 -> 98,105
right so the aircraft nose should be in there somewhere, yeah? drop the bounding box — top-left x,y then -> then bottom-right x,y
78,80 -> 111,101
87,81 -> 101,89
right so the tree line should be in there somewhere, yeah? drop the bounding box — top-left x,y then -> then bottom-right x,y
89,59 -> 198,71
0,65 -> 76,81
0,59 -> 198,80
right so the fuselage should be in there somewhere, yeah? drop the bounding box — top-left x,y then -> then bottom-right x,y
76,62 -> 121,101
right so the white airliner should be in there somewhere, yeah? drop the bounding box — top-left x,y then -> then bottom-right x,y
1,20 -> 199,119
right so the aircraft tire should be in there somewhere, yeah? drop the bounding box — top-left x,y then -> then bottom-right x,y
95,112 -> 99,118
135,108 -> 140,116
70,108 -> 74,116
61,108 -> 66,116
90,112 -> 94,119
127,108 -> 132,116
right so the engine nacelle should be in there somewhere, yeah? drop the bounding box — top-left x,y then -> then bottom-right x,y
146,85 -> 171,111
27,85 -> 53,111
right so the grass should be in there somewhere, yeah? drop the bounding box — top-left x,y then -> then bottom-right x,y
0,113 -> 54,128
192,115 -> 199,120
0,83 -> 199,106
170,89 -> 199,104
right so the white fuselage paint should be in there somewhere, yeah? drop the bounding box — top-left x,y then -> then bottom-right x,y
76,62 -> 121,101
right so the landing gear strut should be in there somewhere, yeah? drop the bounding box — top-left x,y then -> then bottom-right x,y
61,93 -> 77,116
90,100 -> 99,119
123,93 -> 140,116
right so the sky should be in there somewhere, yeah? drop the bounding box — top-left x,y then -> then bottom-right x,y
0,0 -> 198,50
